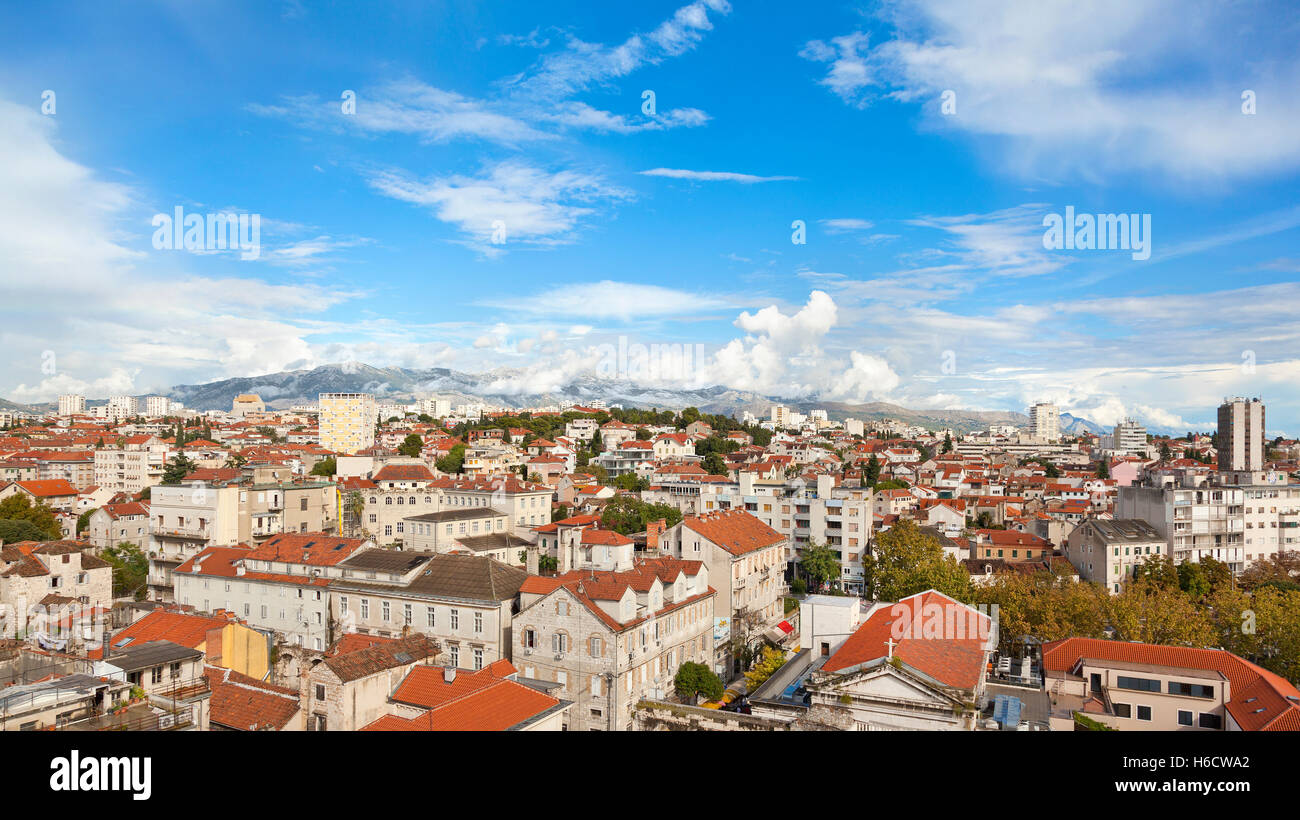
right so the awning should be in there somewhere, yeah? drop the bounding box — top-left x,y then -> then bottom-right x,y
763,621 -> 795,643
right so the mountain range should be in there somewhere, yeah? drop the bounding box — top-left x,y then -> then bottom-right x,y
6,362 -> 1114,435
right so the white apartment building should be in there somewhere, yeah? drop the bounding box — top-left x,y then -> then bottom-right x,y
1117,481 -> 1245,571
1027,402 -> 1060,443
144,396 -> 172,418
419,398 -> 451,418
1218,397 -> 1265,472
1235,479 -> 1300,565
57,394 -> 86,416
1112,418 -> 1148,454
318,393 -> 376,455
107,395 -> 139,422
174,533 -> 370,650
647,472 -> 872,593
93,440 -> 168,493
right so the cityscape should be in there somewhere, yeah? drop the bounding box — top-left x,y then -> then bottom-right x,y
1,0 -> 1296,801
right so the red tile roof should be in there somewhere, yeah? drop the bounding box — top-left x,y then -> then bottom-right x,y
821,590 -> 991,691
203,666 -> 301,730
369,661 -> 562,731
683,509 -> 784,556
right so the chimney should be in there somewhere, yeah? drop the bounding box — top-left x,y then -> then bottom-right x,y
101,630 -> 112,659
444,665 -> 456,683
646,518 -> 666,554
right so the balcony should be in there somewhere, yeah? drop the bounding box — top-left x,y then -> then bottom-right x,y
151,526 -> 211,541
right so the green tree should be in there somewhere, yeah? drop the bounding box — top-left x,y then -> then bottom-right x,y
864,519 -> 972,602
397,433 -> 424,458
864,454 -> 882,485
589,430 -> 603,453
673,662 -> 724,703
1095,460 -> 1110,479
0,494 -> 62,540
310,456 -> 337,477
1132,554 -> 1180,591
799,542 -> 841,591
435,443 -> 466,474
551,504 -> 569,523
102,541 -> 149,599
160,453 -> 197,485
0,519 -> 53,543
941,432 -> 953,454
703,452 -> 728,476
77,507 -> 96,535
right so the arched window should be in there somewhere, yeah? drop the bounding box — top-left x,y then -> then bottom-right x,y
385,497 -> 393,505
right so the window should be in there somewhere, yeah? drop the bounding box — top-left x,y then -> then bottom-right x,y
590,636 -> 603,657
151,667 -> 163,684
1136,705 -> 1152,721
426,607 -> 435,628
473,648 -> 483,670
1199,713 -> 1223,729
1178,710 -> 1193,726
1168,681 -> 1214,698
340,597 -> 348,616
300,497 -> 308,511
592,675 -> 603,697
473,612 -> 482,633
449,645 -> 459,667
552,632 -> 568,653
1113,702 -> 1132,718
404,603 -> 412,625
523,629 -> 536,648
450,609 -> 459,630
316,684 -> 326,700
1116,676 -> 1161,693
360,599 -> 369,619
382,602 -> 391,621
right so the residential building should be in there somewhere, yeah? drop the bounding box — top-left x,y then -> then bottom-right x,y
0,541 -> 114,631
512,556 -> 715,731
658,508 -> 787,675
1117,481 -> 1245,570
87,501 -> 150,551
144,396 -> 171,418
1027,402 -> 1060,443
318,392 -> 377,455
363,659 -> 569,731
57,394 -> 86,416
300,633 -> 438,731
1111,418 -> 1148,454
332,551 -> 527,667
204,665 -> 303,730
93,437 -> 167,494
1042,637 -> 1300,731
1218,397 -> 1266,472
230,393 -> 266,417
1065,518 -> 1167,593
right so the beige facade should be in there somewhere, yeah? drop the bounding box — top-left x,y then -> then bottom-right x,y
512,558 -> 715,731
318,393 -> 376,455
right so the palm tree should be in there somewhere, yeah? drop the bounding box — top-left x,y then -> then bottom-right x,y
345,490 -> 366,537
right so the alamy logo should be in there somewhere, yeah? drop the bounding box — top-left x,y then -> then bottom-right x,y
152,206 -> 261,260
1042,205 -> 1150,261
50,751 -> 151,801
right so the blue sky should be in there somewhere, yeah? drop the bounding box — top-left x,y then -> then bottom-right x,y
2,0 -> 1299,432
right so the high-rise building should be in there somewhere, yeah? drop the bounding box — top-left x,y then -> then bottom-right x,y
1027,402 -> 1060,443
318,392 -> 376,454
1217,397 -> 1265,472
144,396 -> 171,417
106,395 -> 138,421
231,393 -> 265,417
1112,418 -> 1147,453
57,394 -> 86,416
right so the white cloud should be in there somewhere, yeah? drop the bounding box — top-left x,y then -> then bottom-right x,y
368,161 -> 632,250
482,280 -> 729,320
802,0 -> 1300,180
639,168 -> 800,183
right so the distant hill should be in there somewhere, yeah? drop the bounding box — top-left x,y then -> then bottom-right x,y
2,362 -> 1111,435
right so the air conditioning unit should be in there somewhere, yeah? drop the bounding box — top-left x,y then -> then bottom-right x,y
523,649 -> 532,656
554,654 -> 563,661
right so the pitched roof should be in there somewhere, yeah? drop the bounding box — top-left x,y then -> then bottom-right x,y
203,666 -> 301,730
370,661 -> 563,731
12,479 -> 78,497
821,590 -> 991,691
320,633 -> 438,683
683,509 -> 784,556
373,464 -> 437,482
247,533 -> 366,566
